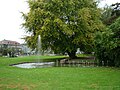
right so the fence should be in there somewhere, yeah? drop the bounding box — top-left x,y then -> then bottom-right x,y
56,59 -> 98,67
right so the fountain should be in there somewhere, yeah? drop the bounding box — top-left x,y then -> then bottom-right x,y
12,35 -> 55,69
37,35 -> 41,62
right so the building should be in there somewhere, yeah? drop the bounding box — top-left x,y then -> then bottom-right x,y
0,39 -> 34,56
0,39 -> 20,48
0,39 -> 22,56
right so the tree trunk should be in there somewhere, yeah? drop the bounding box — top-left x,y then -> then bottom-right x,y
67,50 -> 77,59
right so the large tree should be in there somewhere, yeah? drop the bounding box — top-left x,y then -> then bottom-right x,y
22,0 -> 103,58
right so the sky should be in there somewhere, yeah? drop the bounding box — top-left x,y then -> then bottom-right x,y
0,0 -> 29,44
99,0 -> 120,7
0,0 -> 120,44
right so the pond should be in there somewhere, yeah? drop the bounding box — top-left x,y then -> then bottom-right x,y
12,62 -> 55,69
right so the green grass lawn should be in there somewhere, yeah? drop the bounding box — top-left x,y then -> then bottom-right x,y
0,56 -> 120,90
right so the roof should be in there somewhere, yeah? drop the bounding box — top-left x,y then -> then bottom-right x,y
0,39 -> 20,45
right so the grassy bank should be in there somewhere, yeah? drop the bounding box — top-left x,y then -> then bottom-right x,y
0,56 -> 120,90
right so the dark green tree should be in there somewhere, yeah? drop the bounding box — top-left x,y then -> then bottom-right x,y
94,2 -> 120,67
95,17 -> 120,67
22,0 -> 103,58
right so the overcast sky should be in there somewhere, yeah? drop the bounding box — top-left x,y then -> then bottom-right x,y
0,0 -> 119,44
0,0 -> 29,43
